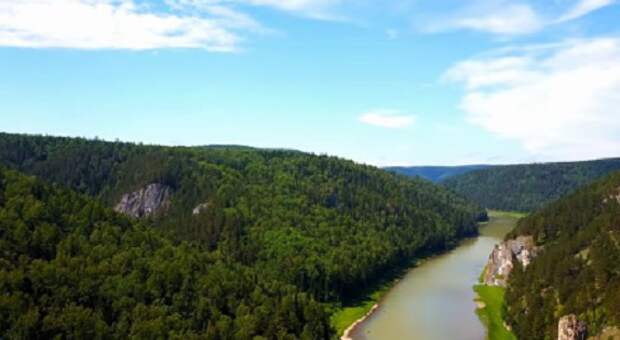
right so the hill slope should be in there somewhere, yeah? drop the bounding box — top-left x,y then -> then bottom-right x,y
503,171 -> 620,339
444,158 -> 620,211
385,165 -> 490,182
0,167 -> 332,338
0,132 -> 485,322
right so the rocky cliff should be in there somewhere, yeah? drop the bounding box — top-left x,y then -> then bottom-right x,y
558,314 -> 587,340
483,235 -> 539,286
114,183 -> 171,218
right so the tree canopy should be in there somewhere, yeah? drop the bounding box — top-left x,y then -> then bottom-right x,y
0,132 -> 486,338
443,159 -> 620,211
504,171 -> 620,339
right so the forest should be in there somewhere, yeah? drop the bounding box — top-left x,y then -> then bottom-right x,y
0,167 -> 332,338
0,132 -> 486,338
385,165 -> 490,183
443,159 -> 620,211
503,171 -> 620,339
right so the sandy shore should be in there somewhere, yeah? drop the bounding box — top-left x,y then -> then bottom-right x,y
340,304 -> 380,340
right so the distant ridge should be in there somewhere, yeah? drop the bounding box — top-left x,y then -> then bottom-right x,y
443,157 -> 620,211
385,165 -> 491,182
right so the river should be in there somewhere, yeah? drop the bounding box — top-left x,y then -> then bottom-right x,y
349,213 -> 518,340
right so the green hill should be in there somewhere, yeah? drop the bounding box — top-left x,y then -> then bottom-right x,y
385,165 -> 491,182
0,166 -> 332,338
443,158 -> 620,211
0,132 -> 485,338
503,171 -> 620,339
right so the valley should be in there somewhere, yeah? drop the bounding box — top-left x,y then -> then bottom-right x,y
343,211 -> 519,340
1,133 -> 619,339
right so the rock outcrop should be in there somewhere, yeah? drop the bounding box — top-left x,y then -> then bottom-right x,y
483,235 -> 538,286
603,186 -> 620,205
558,314 -> 587,340
192,202 -> 209,215
114,183 -> 171,218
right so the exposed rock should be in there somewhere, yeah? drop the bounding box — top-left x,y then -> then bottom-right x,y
483,235 -> 539,286
558,314 -> 587,340
192,202 -> 209,215
603,186 -> 620,205
114,183 -> 171,218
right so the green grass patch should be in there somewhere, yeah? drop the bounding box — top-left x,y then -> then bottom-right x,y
487,210 -> 527,219
329,258 -> 422,336
329,282 -> 390,336
474,285 -> 517,340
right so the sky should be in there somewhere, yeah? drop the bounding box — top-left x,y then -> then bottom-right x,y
1,0 -> 619,166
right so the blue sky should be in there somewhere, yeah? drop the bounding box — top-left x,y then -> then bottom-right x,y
1,0 -> 619,166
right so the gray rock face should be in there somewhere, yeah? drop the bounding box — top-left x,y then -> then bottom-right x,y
483,235 -> 538,286
558,314 -> 587,340
114,183 -> 171,218
192,202 -> 209,215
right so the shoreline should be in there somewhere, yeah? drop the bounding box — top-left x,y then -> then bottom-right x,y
340,303 -> 379,340
335,233 -> 483,339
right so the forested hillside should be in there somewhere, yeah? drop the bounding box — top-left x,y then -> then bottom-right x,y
504,172 -> 620,339
443,159 -> 620,211
385,165 -> 490,182
0,167 -> 331,338
0,132 -> 486,337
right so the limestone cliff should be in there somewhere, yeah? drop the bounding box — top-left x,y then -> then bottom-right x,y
114,183 -> 171,218
483,235 -> 538,286
558,314 -> 587,340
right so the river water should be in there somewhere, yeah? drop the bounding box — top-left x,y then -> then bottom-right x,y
350,214 -> 518,340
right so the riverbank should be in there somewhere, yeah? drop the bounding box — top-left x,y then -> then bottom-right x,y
339,304 -> 379,340
330,288 -> 386,337
474,285 -> 516,340
333,211 -> 522,339
329,263 -> 410,336
330,246 -> 467,337
329,253 -> 441,336
487,210 -> 527,220
473,210 -> 524,340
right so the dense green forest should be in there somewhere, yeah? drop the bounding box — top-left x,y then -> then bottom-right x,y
503,171 -> 620,339
443,159 -> 620,211
0,167 -> 332,338
0,132 -> 485,338
385,165 -> 490,182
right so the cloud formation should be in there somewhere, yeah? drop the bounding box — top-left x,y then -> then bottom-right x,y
0,0 -> 349,50
167,0 -> 344,20
0,0 -> 241,50
442,3 -> 543,35
359,110 -> 416,129
556,0 -> 615,23
422,0 -> 616,35
444,37 -> 620,160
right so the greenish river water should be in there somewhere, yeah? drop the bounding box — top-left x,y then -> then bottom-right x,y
350,213 -> 518,340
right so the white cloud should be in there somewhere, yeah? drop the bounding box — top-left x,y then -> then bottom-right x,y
556,0 -> 615,23
168,0 -> 344,20
447,4 -> 543,35
0,0 -> 249,50
421,0 -> 617,36
359,109 -> 416,129
444,37 -> 620,160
